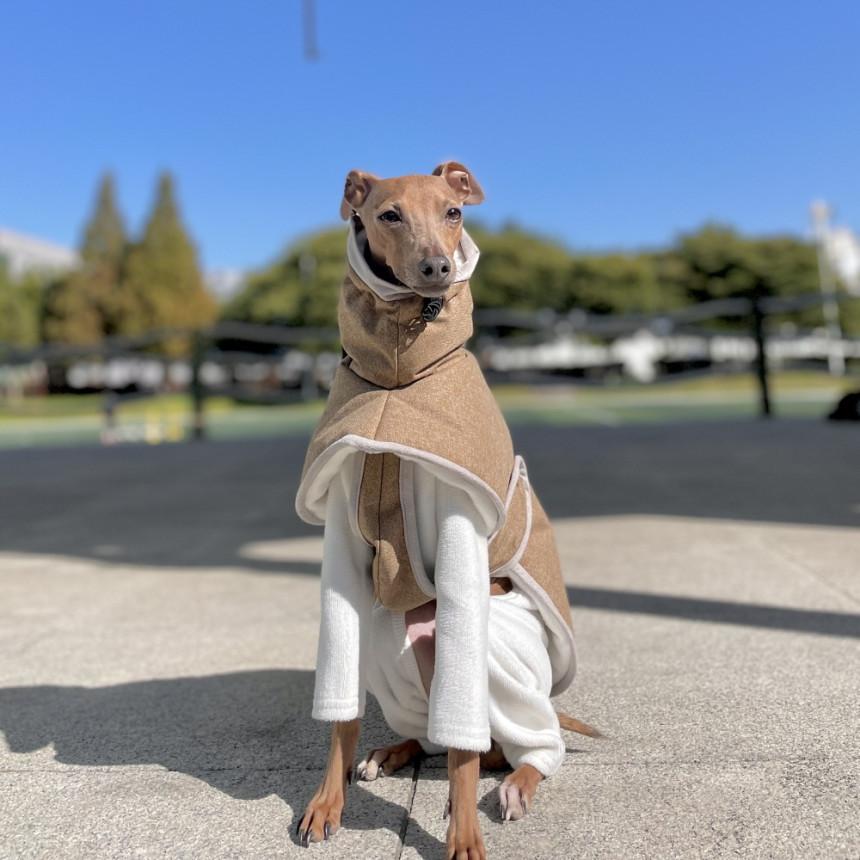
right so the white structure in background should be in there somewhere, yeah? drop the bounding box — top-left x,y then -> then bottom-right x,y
0,228 -> 79,276
486,329 -> 860,384
810,202 -> 860,375
205,267 -> 245,298
59,348 -> 340,393
1,226 -> 245,298
821,226 -> 860,293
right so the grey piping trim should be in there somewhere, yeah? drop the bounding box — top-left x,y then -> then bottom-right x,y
350,452 -> 369,546
296,434 -> 505,534
490,454 -> 526,542
509,561 -> 577,696
490,456 -> 533,576
398,459 -> 436,598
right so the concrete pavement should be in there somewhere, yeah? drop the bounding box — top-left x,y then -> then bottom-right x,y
1,420 -> 858,858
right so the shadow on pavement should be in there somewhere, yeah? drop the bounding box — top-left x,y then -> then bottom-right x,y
0,438 -> 317,574
567,586 -> 860,638
0,421 -> 857,577
516,421 -> 860,530
0,669 -> 443,857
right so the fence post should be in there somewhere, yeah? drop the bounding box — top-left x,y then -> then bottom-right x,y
750,289 -> 772,418
190,331 -> 207,441
301,361 -> 318,401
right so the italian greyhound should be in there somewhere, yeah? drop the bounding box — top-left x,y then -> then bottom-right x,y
295,163 -> 598,859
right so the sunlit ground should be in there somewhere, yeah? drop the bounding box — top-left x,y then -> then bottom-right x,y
0,370 -> 855,449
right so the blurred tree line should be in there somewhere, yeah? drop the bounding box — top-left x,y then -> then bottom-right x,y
3,175 -> 858,349
223,223 -> 859,334
0,172 -> 216,351
0,266 -> 42,347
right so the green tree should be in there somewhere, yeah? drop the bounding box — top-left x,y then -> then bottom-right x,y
0,263 -> 41,348
665,224 -> 818,301
224,219 -> 857,334
468,225 -> 572,311
660,223 -> 829,329
43,172 -> 128,344
121,172 -> 216,342
223,227 -> 347,328
81,172 -> 126,266
565,252 -> 685,315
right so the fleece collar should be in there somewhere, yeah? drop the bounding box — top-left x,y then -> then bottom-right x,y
347,219 -> 480,302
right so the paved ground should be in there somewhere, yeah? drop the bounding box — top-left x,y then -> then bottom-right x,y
1,419 -> 858,859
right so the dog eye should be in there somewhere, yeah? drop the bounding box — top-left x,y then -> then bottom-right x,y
378,210 -> 401,224
446,208 -> 462,221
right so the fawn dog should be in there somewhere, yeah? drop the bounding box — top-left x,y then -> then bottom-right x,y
294,163 -> 596,858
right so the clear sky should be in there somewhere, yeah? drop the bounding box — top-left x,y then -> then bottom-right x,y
3,0 -> 859,272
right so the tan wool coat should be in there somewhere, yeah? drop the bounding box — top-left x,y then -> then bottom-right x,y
295,229 -> 577,696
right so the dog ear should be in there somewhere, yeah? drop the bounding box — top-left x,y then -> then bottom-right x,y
340,170 -> 378,220
432,161 -> 485,205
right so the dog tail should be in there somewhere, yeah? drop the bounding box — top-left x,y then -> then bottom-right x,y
556,711 -> 605,739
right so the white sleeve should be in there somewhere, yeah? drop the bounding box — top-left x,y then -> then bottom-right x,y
311,462 -> 375,722
426,479 -> 492,752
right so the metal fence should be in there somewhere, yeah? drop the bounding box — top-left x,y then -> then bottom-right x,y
1,290 -> 858,440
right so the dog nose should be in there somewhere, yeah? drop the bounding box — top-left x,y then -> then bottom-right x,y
418,256 -> 451,282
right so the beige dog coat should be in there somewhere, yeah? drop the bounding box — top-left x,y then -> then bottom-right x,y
295,226 -> 576,696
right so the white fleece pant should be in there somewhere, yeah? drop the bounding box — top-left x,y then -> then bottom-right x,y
366,589 -> 566,777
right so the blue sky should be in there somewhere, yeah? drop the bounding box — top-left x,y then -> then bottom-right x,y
3,1 -> 860,272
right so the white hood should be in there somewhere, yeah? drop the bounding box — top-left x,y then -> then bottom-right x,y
347,220 -> 480,302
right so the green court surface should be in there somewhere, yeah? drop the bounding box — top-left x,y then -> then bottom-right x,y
0,371 -> 854,449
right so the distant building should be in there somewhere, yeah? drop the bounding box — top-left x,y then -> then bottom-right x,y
0,227 -> 243,296
205,267 -> 245,298
0,228 -> 79,277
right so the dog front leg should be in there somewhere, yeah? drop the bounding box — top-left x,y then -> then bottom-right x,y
446,747 -> 486,860
296,718 -> 360,845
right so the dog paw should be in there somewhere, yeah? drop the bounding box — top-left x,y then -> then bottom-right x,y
357,739 -> 422,782
446,814 -> 486,860
498,780 -> 526,822
295,790 -> 344,846
498,764 -> 542,822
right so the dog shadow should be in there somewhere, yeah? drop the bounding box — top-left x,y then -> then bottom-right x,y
0,669 -> 445,857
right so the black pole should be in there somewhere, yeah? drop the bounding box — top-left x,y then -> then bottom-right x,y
190,331 -> 207,441
751,289 -> 772,418
302,0 -> 319,61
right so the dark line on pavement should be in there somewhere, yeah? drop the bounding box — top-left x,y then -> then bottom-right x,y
394,757 -> 421,860
567,586 -> 860,638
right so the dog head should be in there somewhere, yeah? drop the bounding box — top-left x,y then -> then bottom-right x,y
339,162 -> 484,297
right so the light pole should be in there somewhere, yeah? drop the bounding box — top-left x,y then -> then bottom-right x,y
810,201 -> 846,376
302,0 -> 319,61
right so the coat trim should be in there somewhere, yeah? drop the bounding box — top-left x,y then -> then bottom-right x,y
489,456 -> 533,576
508,561 -> 577,696
296,433 -> 505,535
349,452 -> 368,546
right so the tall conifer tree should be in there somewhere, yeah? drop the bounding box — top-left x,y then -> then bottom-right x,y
81,174 -> 126,266
120,172 -> 216,342
43,172 -> 128,344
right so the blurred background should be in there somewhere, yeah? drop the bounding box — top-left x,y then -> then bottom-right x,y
3,0 -> 860,445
